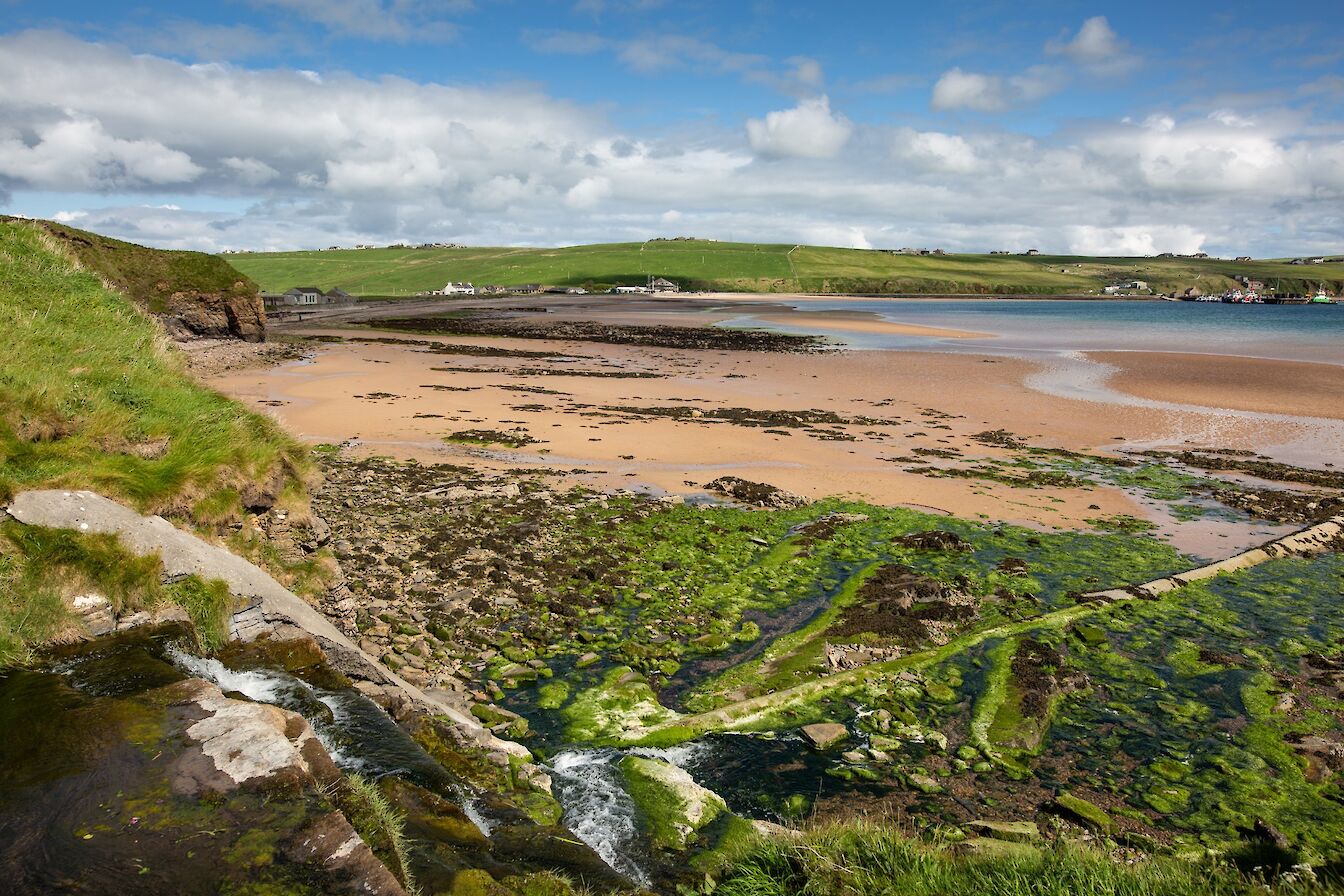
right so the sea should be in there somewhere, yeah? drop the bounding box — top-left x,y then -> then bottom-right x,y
720,298 -> 1344,365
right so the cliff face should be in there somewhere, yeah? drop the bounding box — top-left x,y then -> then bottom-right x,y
160,285 -> 266,342
4,216 -> 266,342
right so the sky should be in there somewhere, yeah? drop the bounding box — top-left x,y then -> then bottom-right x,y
1,1 -> 1342,256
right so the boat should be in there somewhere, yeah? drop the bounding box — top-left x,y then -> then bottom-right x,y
1310,288 -> 1336,305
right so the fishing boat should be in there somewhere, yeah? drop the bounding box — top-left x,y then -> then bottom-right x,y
1310,288 -> 1336,305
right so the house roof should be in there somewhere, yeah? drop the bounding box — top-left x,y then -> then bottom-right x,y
286,286 -> 324,293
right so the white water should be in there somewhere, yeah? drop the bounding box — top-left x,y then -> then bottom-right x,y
462,798 -> 495,837
166,645 -> 364,767
546,741 -> 717,886
166,645 -> 291,704
548,749 -> 651,886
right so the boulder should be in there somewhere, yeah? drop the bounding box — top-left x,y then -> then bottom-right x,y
1053,792 -> 1114,833
967,819 -> 1042,843
69,593 -> 116,637
166,678 -> 341,797
284,811 -> 408,895
800,722 -> 849,750
618,755 -> 727,850
702,476 -> 806,509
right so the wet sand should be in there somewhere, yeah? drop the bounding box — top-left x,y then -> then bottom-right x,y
204,308 -> 1340,558
752,311 -> 992,340
1091,351 -> 1344,421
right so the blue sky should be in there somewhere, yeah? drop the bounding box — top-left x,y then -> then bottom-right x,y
2,1 -> 1341,255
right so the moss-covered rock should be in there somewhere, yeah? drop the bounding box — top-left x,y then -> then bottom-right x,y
1053,792 -> 1114,833
618,755 -> 727,850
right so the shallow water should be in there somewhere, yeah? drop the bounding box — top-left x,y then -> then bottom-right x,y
722,299 -> 1344,364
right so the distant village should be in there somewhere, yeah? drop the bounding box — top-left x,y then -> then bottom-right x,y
420,277 -> 681,298
262,276 -> 683,312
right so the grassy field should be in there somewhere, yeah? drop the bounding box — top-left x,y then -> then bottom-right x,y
2,215 -> 257,314
228,239 -> 1344,297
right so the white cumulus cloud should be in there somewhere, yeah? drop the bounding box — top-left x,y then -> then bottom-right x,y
930,66 -> 1060,112
746,96 -> 852,159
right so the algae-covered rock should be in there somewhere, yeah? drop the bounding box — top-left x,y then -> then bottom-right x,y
1071,623 -> 1109,647
906,772 -> 944,794
800,722 -> 849,750
451,868 -> 513,895
966,819 -> 1042,843
561,666 -> 677,741
1054,792 -> 1114,833
619,755 -> 727,850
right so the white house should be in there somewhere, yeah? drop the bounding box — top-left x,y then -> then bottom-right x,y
443,282 -> 475,295
612,285 -> 651,294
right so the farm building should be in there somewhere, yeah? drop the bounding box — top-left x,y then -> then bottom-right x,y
263,286 -> 358,311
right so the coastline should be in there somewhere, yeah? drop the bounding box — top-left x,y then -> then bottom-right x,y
205,305 -> 1341,558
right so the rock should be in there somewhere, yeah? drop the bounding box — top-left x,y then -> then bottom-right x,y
702,476 -> 806,509
166,679 -> 341,797
995,557 -> 1030,577
618,755 -> 727,850
1071,623 -> 1109,646
284,811 -> 409,895
575,652 -> 600,668
497,662 -> 537,682
750,819 -> 804,839
800,722 -> 849,750
841,750 -> 867,763
906,772 -> 944,794
448,868 -> 511,895
69,593 -> 116,637
967,819 -> 1042,843
1053,792 -> 1114,833
895,530 -> 972,552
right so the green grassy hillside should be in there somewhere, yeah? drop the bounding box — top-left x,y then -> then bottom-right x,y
0,218 -> 315,663
0,219 -> 308,519
228,239 -> 1344,297
3,216 -> 257,313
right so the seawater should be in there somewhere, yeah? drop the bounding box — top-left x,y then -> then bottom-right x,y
721,299 -> 1344,364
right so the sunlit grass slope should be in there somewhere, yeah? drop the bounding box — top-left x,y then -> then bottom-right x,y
0,218 -> 308,518
230,238 -> 1344,297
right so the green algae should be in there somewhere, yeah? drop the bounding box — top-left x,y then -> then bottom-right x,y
619,754 -> 727,850
560,666 -> 678,742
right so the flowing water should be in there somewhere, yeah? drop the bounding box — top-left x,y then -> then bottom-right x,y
166,645 -> 460,791
548,749 -> 653,885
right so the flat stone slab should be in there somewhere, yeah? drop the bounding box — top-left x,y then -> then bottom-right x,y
801,722 -> 849,750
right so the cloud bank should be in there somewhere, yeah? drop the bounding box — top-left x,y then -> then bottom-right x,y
1,30 -> 1342,257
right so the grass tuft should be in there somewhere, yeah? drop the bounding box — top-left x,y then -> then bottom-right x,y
340,774 -> 420,896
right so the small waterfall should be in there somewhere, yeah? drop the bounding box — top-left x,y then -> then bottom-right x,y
165,647 -> 290,704
165,646 -> 452,790
547,749 -> 651,886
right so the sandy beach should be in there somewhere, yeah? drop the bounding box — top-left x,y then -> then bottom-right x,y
752,310 -> 993,340
1090,351 -> 1344,421
200,293 -> 1343,558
